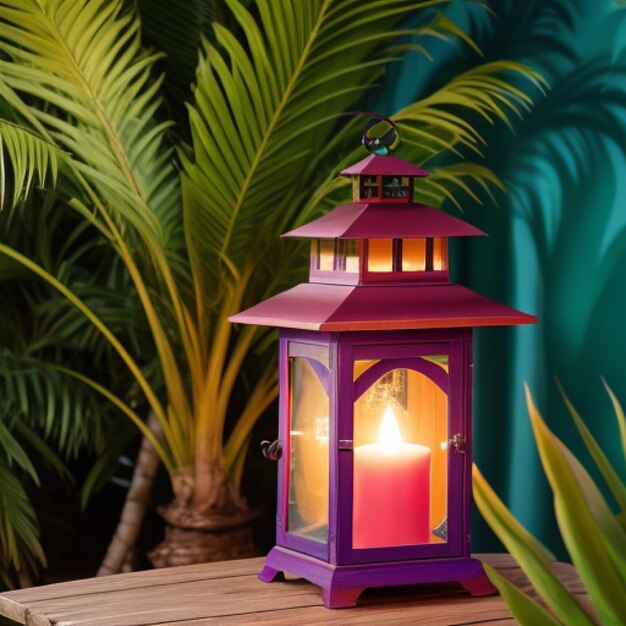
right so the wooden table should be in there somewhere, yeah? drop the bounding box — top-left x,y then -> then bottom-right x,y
0,554 -> 584,625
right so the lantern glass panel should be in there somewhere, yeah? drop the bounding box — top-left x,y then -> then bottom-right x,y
343,239 -> 361,273
433,238 -> 448,271
360,175 -> 380,199
288,357 -> 329,543
352,361 -> 448,549
381,176 -> 409,199
318,240 -> 335,272
368,239 -> 393,272
402,238 -> 427,272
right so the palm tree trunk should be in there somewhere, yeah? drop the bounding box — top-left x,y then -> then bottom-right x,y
97,412 -> 161,576
147,462 -> 260,568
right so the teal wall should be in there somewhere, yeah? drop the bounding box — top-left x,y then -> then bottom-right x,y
377,0 -> 626,556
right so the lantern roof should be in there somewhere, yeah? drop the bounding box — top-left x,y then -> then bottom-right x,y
283,202 -> 485,239
340,154 -> 429,177
229,283 -> 537,331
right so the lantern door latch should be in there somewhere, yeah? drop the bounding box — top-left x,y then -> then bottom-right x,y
449,433 -> 467,454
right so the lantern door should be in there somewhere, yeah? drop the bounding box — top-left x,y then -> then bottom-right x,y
276,333 -> 334,561
336,334 -> 469,565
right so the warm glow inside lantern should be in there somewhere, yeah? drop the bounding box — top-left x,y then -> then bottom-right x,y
230,150 -> 537,608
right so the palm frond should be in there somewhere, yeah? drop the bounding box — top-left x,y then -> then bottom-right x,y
0,463 -> 44,588
415,162 -> 506,209
395,61 -> 546,164
181,0 -> 454,298
0,0 -> 180,247
556,378 -> 626,514
481,561 -> 562,626
0,415 -> 38,483
0,120 -> 60,210
0,0 -> 205,461
473,463 -> 594,626
0,350 -> 123,459
0,242 -> 177,454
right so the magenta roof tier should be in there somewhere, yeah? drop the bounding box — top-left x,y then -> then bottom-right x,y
283,203 -> 486,239
340,154 -> 430,177
229,283 -> 538,331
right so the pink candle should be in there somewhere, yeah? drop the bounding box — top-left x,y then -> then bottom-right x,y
353,406 -> 431,548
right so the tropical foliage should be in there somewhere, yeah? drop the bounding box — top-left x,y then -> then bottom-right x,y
0,198 -> 141,587
0,0 -> 540,581
474,382 -> 626,626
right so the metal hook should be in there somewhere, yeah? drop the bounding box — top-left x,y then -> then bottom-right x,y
260,439 -> 282,461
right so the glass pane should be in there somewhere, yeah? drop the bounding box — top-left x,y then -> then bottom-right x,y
368,239 -> 393,272
288,357 -> 329,543
311,240 -> 319,270
433,238 -> 448,271
353,358 -> 380,381
382,176 -> 409,199
353,362 -> 448,549
344,239 -> 360,273
319,240 -> 335,272
403,238 -> 426,272
360,175 -> 380,200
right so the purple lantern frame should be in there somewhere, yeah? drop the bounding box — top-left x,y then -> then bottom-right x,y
230,152 -> 537,608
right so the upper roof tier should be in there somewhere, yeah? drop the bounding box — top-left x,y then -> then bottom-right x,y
283,202 -> 486,239
230,150 -> 537,330
341,153 -> 430,177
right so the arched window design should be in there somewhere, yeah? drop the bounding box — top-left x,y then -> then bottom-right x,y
352,357 -> 449,549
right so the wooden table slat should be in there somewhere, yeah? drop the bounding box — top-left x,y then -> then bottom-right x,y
187,596 -> 515,626
1,559 -> 263,605
0,554 -> 585,626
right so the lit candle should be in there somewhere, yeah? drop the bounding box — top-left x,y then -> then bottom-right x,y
353,405 -> 431,548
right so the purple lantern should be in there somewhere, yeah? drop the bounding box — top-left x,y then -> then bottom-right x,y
230,152 -> 537,608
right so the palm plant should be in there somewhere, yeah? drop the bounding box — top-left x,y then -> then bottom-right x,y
0,0 -> 541,574
474,382 -> 626,626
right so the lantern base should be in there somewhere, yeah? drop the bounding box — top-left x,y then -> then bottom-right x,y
258,546 -> 497,609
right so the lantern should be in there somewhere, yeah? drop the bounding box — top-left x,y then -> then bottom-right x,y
230,150 -> 537,608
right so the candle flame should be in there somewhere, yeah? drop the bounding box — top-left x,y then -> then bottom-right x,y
378,404 -> 404,452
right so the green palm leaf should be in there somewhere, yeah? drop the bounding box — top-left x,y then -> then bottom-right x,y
482,562 -> 562,626
0,121 -> 60,209
556,378 -> 626,515
395,61 -> 546,162
0,350 -> 131,460
415,162 -> 506,209
602,378 -> 626,471
473,464 -> 594,626
182,0 -> 454,293
0,463 -> 45,588
0,0 -> 179,229
0,0 -> 204,454
526,386 -> 626,625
